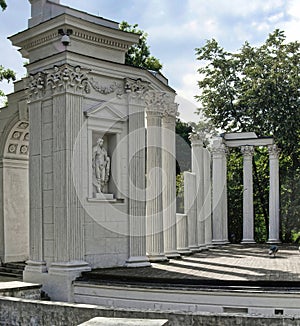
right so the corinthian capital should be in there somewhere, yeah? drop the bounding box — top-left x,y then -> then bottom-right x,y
241,145 -> 254,157
189,132 -> 206,147
144,91 -> 177,116
268,144 -> 280,158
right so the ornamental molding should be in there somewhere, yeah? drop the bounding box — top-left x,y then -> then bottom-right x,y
4,121 -> 29,158
47,64 -> 90,94
241,145 -> 255,157
211,137 -> 227,156
189,132 -> 206,147
144,90 -> 178,117
124,78 -> 150,95
89,78 -> 123,97
268,144 -> 281,158
27,64 -> 91,100
72,30 -> 131,51
23,31 -> 59,51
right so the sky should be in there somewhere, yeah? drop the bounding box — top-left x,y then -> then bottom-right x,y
0,0 -> 299,122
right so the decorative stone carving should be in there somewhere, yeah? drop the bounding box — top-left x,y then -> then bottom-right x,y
47,64 -> 90,94
268,144 -> 281,158
241,145 -> 255,157
18,122 -> 29,129
189,132 -> 206,147
8,144 -> 17,154
211,138 -> 227,156
12,131 -> 22,140
28,64 -> 91,99
124,78 -> 150,96
89,78 -> 123,97
144,91 -> 177,116
28,72 -> 46,100
92,138 -> 110,193
20,145 -> 29,155
4,121 -> 29,158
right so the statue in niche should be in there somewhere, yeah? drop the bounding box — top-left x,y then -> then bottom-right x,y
92,137 -> 110,193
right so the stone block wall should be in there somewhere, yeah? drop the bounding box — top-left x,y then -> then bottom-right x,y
0,296 -> 299,326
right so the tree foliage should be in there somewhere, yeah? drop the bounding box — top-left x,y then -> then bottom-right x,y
0,0 -> 7,11
195,30 -> 300,242
0,66 -> 16,97
1,2 -> 16,101
119,21 -> 162,72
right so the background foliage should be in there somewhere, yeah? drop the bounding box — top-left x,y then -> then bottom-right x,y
195,30 -> 300,242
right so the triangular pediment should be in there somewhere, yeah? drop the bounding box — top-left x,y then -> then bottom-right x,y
84,102 -> 127,122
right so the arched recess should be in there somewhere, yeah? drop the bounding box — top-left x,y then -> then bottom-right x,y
0,120 -> 29,263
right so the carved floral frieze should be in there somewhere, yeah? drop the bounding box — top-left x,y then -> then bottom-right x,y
89,78 -> 123,97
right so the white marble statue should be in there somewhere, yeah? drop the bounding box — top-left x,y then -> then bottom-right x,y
93,137 -> 110,193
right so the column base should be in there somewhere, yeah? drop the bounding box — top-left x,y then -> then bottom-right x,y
47,260 -> 91,302
125,256 -> 151,268
177,248 -> 192,255
24,260 -> 47,273
189,245 -> 201,253
267,239 -> 281,244
165,251 -> 181,259
241,239 -> 256,244
212,240 -> 230,245
147,254 -> 169,262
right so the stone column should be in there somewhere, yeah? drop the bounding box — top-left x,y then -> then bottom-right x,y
184,171 -> 198,252
268,144 -> 280,243
211,137 -> 228,244
203,147 -> 212,246
241,145 -> 255,244
124,78 -> 151,267
190,132 -> 206,249
176,214 -> 191,255
24,99 -> 47,274
145,91 -> 168,262
162,98 -> 180,258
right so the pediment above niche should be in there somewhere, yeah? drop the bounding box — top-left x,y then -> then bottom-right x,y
84,102 -> 127,122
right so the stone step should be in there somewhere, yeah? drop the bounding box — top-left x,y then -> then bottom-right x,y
0,262 -> 25,278
0,267 -> 24,276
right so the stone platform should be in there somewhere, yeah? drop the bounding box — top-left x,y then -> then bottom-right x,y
78,244 -> 300,287
74,245 -> 300,316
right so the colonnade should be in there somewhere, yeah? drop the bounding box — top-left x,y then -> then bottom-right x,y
144,124 -> 281,261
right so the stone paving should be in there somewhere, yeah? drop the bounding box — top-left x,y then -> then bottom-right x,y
83,244 -> 300,284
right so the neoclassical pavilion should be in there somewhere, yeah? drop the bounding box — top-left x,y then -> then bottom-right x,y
0,0 -> 281,303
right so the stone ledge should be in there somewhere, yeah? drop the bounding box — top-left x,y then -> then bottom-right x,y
78,317 -> 169,325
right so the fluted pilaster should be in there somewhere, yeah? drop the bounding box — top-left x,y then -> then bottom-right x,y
26,100 -> 47,273
125,79 -> 150,267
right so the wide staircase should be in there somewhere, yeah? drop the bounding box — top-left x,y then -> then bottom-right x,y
0,262 -> 25,279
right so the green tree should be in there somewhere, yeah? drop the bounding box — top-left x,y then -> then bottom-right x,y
120,21 -> 162,72
195,29 -> 300,242
175,118 -> 192,174
1,1 -> 16,102
0,0 -> 7,11
0,66 -> 16,97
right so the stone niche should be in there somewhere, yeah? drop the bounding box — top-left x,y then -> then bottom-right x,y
85,101 -> 127,202
81,99 -> 129,268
